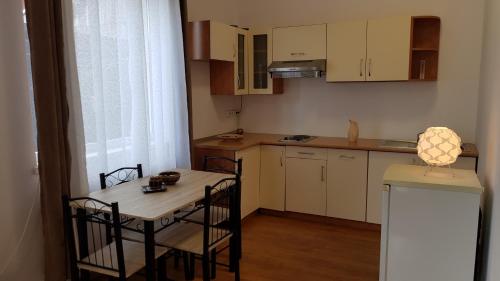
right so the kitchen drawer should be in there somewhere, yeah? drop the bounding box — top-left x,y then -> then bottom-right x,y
286,146 -> 328,160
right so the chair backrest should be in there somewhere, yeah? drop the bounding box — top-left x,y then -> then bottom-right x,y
203,156 -> 242,176
62,196 -> 127,279
100,164 -> 143,189
202,177 -> 241,256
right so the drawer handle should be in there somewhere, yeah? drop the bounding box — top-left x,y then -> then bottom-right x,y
368,58 -> 372,77
291,52 -> 306,56
297,152 -> 315,155
359,58 -> 364,77
339,155 -> 355,160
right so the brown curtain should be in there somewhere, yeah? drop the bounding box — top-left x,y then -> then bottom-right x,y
180,0 -> 195,167
24,0 -> 71,280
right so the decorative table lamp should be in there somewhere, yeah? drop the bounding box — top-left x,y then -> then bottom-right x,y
417,127 -> 462,177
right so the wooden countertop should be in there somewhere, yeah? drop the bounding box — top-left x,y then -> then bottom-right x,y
194,133 -> 479,158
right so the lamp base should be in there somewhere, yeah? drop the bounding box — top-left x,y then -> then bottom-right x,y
424,166 -> 455,178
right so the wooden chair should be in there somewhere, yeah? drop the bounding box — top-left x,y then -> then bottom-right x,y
62,196 -> 168,281
156,178 -> 241,281
99,164 -> 143,189
98,164 -> 146,243
175,157 -> 242,278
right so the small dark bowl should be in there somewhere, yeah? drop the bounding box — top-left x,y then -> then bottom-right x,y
158,171 -> 181,185
149,176 -> 164,189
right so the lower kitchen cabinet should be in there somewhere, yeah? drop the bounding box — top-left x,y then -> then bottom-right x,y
286,153 -> 327,216
326,149 -> 368,221
367,151 -> 478,224
236,146 -> 261,218
259,145 -> 286,211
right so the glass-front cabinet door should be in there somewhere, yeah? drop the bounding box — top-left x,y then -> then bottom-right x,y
249,28 -> 283,95
235,28 -> 249,95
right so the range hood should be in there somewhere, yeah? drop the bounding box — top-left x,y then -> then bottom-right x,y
268,60 -> 326,79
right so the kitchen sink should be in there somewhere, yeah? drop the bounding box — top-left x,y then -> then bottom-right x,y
379,140 -> 418,149
280,135 -> 316,143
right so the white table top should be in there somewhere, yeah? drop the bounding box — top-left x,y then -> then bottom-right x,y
78,169 -> 231,221
384,164 -> 483,194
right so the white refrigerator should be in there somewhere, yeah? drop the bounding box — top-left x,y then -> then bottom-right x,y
380,164 -> 482,281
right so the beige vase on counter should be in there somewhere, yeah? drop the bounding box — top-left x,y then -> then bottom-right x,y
348,120 -> 359,143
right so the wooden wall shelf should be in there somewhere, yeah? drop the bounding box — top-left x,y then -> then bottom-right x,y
409,16 -> 441,81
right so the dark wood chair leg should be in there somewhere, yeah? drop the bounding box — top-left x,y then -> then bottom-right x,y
234,257 -> 240,281
202,254 -> 210,281
211,249 -> 217,279
229,237 -> 236,272
190,253 -> 196,279
183,252 -> 192,280
174,250 -> 180,269
158,255 -> 167,281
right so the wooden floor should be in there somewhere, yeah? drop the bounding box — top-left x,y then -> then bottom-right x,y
130,213 -> 381,281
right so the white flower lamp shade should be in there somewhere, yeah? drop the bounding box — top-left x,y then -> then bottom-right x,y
417,127 -> 462,166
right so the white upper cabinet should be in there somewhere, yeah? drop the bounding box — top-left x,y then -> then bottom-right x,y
327,16 -> 412,82
235,28 -> 249,95
210,21 -> 236,61
249,28 -> 283,95
366,16 -> 411,81
327,21 -> 368,82
273,24 -> 327,61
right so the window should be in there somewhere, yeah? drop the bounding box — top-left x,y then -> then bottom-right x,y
22,8 -> 38,163
70,0 -> 190,190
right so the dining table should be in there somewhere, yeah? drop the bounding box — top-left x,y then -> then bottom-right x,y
81,168 -> 231,281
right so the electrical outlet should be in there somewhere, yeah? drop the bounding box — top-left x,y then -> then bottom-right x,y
225,110 -> 240,118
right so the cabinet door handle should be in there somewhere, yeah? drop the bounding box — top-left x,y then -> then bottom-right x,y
339,155 -> 356,160
368,58 -> 372,77
321,166 -> 325,182
280,154 -> 283,167
360,58 -> 364,77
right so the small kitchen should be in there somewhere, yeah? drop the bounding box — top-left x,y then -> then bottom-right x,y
186,0 -> 486,280
6,0 -> 500,280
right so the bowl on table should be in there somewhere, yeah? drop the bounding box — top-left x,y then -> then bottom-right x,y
159,171 -> 181,185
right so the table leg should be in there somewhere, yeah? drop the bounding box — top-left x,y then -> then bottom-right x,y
144,220 -> 156,281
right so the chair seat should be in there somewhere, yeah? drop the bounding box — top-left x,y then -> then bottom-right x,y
78,239 -> 168,278
180,206 -> 229,225
156,222 -> 232,255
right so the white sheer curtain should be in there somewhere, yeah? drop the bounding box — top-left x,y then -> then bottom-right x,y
69,0 -> 190,191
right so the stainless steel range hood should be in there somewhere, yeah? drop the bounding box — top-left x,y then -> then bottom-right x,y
268,60 -> 326,79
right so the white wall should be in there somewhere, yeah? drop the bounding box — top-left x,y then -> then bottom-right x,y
187,0 -> 241,139
476,0 -> 500,279
0,1 -> 44,280
238,0 -> 484,142
188,0 -> 485,142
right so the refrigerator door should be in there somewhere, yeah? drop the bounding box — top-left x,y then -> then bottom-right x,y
385,185 -> 479,281
379,184 -> 390,281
